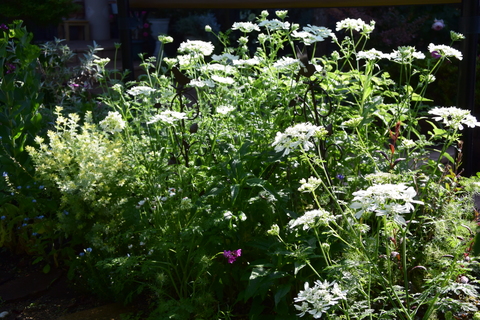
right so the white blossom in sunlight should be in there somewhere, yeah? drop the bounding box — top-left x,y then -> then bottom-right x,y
212,53 -> 239,62
232,21 -> 260,33
258,19 -> 291,31
356,49 -> 390,60
272,123 -> 327,156
147,110 -> 187,125
429,106 -> 480,130
388,46 -> 425,63
190,79 -> 215,88
428,43 -> 463,60
350,183 -> 423,219
232,57 -> 262,67
211,75 -> 235,85
216,105 -> 236,115
200,64 -> 236,74
336,18 -> 375,35
298,176 -> 323,193
294,280 -> 348,318
127,86 -> 156,96
273,57 -> 300,69
289,209 -> 336,230
292,25 -> 333,45
178,40 -> 214,56
99,111 -> 126,133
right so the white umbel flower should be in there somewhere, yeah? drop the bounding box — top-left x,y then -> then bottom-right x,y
429,106 -> 480,130
272,123 -> 327,156
428,43 -> 463,60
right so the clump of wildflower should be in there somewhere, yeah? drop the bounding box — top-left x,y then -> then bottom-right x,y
294,280 -> 348,318
350,183 -> 424,219
298,176 -> 323,193
147,110 -> 187,125
272,123 -> 328,156
428,106 -> 480,130
99,111 -> 126,133
289,209 -> 336,230
223,249 -> 242,263
178,40 -> 215,56
428,44 -> 463,60
231,22 -> 260,33
127,85 -> 156,96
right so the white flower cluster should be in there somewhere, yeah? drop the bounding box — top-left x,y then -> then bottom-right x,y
232,21 -> 260,33
350,183 -> 423,219
389,46 -> 425,63
272,123 -> 327,156
273,57 -> 300,70
147,110 -> 187,125
216,105 -> 236,115
336,18 -> 375,35
258,19 -> 291,31
292,25 -> 333,45
356,49 -> 391,60
178,40 -> 215,56
294,280 -> 348,318
127,86 -> 156,97
289,209 -> 336,230
298,176 -> 323,193
429,106 -> 480,130
428,43 -> 463,60
99,111 -> 126,133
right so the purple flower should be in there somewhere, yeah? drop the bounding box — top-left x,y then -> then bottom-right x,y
431,51 -> 442,59
0,24 -> 8,30
5,63 -> 16,74
431,19 -> 445,31
223,249 -> 242,263
143,23 -> 149,29
336,174 -> 345,180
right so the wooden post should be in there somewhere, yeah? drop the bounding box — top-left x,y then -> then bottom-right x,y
457,0 -> 479,176
117,0 -> 135,82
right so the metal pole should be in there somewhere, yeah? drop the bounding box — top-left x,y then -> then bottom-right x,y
117,0 -> 135,82
458,0 -> 479,176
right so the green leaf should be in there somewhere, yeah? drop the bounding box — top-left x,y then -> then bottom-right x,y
274,284 -> 291,306
42,264 -> 51,274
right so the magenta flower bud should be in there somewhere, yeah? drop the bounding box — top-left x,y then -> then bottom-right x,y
431,51 -> 442,59
144,23 -> 149,28
431,19 -> 445,31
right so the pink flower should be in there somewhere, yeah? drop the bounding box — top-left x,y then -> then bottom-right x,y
223,249 -> 242,263
432,19 -> 445,31
143,23 -> 149,29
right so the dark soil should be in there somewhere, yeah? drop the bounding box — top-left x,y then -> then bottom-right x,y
0,250 -> 105,320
